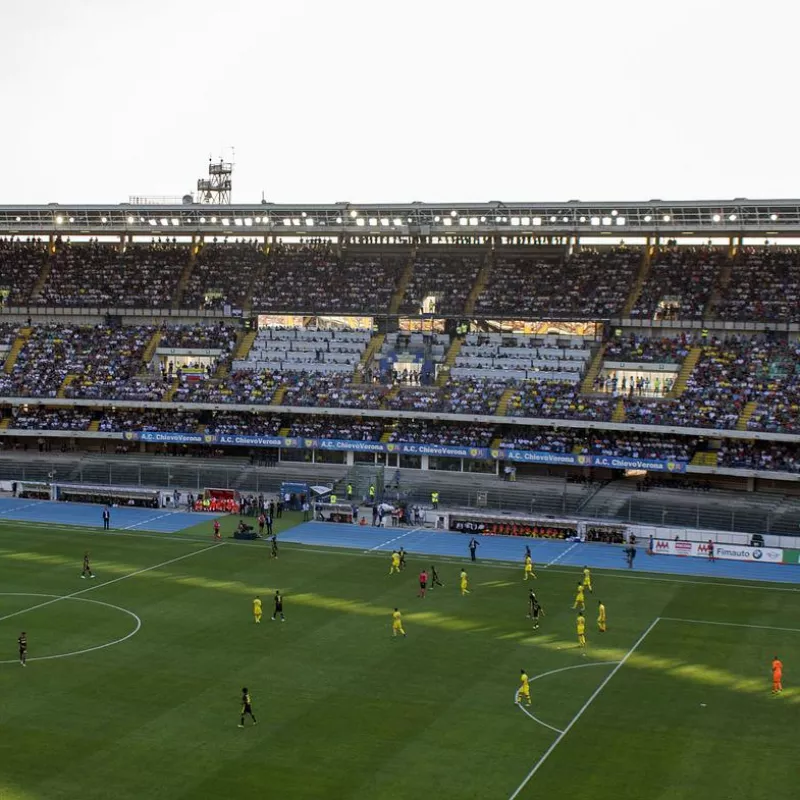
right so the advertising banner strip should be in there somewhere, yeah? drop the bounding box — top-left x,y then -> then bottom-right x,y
651,539 -> 783,563
127,430 -> 687,472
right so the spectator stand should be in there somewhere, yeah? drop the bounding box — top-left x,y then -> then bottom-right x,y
378,331 -> 449,387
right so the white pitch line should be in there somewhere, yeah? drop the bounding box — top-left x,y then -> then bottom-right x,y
0,593 -> 142,664
0,542 -> 223,625
366,527 -> 423,552
508,618 -> 661,800
661,616 -> 800,635
513,661 -> 620,735
0,502 -> 41,516
545,542 -> 580,567
122,511 -> 177,530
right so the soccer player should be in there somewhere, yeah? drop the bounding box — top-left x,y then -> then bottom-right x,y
625,545 -> 636,568
392,608 -> 406,638
270,535 -> 279,559
524,554 -> 536,581
772,655 -> 783,694
460,568 -> 470,595
572,582 -> 585,611
18,631 -> 27,667
272,590 -> 285,622
577,611 -> 586,649
389,550 -> 401,575
399,547 -> 407,570
239,687 -> 257,727
531,596 -> 544,630
418,569 -> 428,599
253,596 -> 262,624
516,669 -> 531,706
527,589 -> 537,618
213,519 -> 221,541
582,566 -> 592,593
597,600 -> 607,632
81,551 -> 95,579
430,564 -> 443,590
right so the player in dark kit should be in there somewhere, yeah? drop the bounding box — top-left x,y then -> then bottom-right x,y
239,687 -> 257,727
18,632 -> 27,666
270,535 -> 278,559
272,590 -> 285,621
430,564 -> 443,590
399,547 -> 406,570
81,551 -> 95,579
531,597 -> 544,629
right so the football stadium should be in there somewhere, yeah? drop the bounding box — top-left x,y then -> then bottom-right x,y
1,198 -> 800,799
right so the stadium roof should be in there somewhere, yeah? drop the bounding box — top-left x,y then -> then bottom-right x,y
0,199 -> 799,237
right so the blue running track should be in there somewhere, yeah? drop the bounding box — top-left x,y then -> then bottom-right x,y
279,521 -> 800,586
0,497 -> 218,533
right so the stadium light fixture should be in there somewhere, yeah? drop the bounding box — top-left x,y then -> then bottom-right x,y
55,215 -> 64,224
590,217 -> 600,226
611,210 -> 618,217
407,217 -> 413,223
336,217 -> 343,224
234,218 -> 243,226
434,216 -> 441,223
254,216 -> 261,223
443,218 -> 452,226
69,217 -> 75,223
469,217 -> 479,226
644,215 -> 652,222
15,216 -> 20,222
549,216 -> 556,223
149,219 -> 157,226
480,216 -> 486,223
616,217 -> 626,226
368,217 -> 378,226
301,211 -> 307,218
521,217 -> 530,225
221,218 -> 230,226
292,218 -> 301,226
283,218 -> 292,226
770,213 -> 778,221
126,215 -> 134,224
562,216 -> 569,223
511,217 -> 520,226
495,216 -> 502,222
172,218 -> 180,226
662,214 -> 671,222
393,218 -> 402,226
306,218 -> 314,226
350,209 -> 358,218
101,216 -> 108,223
459,217 -> 468,226
450,210 -> 458,217
160,218 -> 169,226
579,216 -> 586,223
244,218 -> 253,226
532,217 -> 542,226
356,218 -> 365,226
602,217 -> 612,226
210,216 -> 217,223
712,214 -> 721,222
381,217 -> 390,226
729,214 -> 737,221
199,217 -> 206,224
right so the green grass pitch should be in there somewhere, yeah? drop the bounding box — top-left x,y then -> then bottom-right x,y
0,515 -> 798,800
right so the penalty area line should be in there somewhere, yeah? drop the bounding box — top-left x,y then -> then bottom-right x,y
508,618 -> 661,800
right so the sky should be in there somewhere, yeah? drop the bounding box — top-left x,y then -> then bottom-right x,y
0,0 -> 797,206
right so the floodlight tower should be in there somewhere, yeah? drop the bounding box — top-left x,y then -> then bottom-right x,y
196,157 -> 233,204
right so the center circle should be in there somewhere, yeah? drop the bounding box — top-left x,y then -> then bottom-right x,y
0,592 -> 141,664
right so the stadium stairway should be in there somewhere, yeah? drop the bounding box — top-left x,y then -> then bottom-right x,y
691,451 -> 719,467
704,252 -> 735,317
611,398 -> 626,423
436,338 -> 464,386
56,374 -> 78,398
381,386 -> 401,407
579,343 -> 607,394
234,330 -> 257,360
668,346 -> 702,398
140,330 -> 162,369
87,420 -> 100,433
271,385 -> 287,406
354,333 -> 385,382
163,378 -> 180,402
621,245 -> 653,315
171,249 -> 196,309
278,426 -> 291,437
30,259 -> 52,300
381,423 -> 397,443
463,252 -> 493,315
3,327 -> 32,374
0,418 -> 11,430
496,386 -> 517,416
491,436 -> 502,450
736,400 -> 759,431
388,248 -> 416,314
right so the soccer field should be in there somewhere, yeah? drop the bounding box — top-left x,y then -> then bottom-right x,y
0,516 -> 798,800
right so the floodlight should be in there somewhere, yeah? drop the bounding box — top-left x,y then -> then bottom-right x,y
611,210 -> 618,217
306,218 -> 314,226
283,218 -> 292,226
644,215 -> 652,222
450,210 -> 457,217
101,216 -> 108,223
292,218 -> 301,226
662,214 -> 671,222
381,218 -> 390,226
712,214 -> 721,222
234,218 -> 243,226
149,219 -> 157,226
562,216 -> 568,223
579,216 -> 586,223
469,217 -> 478,226
336,217 -> 343,224
393,218 -> 402,226
434,216 -> 441,222
532,217 -> 542,226
356,218 -> 365,226
368,217 -> 377,226
69,217 -> 74,223
549,216 -> 556,223
210,216 -> 217,223
55,215 -> 64,224
254,216 -> 261,223
200,217 -> 206,224
301,211 -> 307,217
728,214 -> 737,221
172,218 -> 180,226
407,217 -> 412,223
521,217 -> 530,225
590,217 -> 600,226
127,216 -> 134,224
602,217 -> 612,226
15,216 -> 20,222
160,218 -> 168,226
222,218 -> 231,226
459,217 -> 468,226
616,217 -> 626,226
511,217 -> 520,225
443,218 -> 452,226
770,213 -> 778,221
350,209 -> 358,218
495,216 -> 502,222
480,216 -> 486,223
245,218 -> 253,226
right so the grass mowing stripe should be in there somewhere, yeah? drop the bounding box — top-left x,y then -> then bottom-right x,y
508,617 -> 662,800
661,616 -> 800,634
0,542 -> 224,624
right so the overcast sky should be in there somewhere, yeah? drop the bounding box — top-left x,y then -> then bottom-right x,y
0,0 -> 796,206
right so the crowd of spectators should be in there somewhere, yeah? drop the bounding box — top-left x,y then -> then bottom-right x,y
399,254 -> 483,315
172,369 -> 281,404
389,420 -> 496,447
629,246 -> 724,320
604,333 -> 693,364
0,323 -> 18,346
280,373 -> 387,409
253,244 -> 405,313
714,247 -> 800,321
507,382 -> 615,421
38,240 -> 188,308
475,247 -> 640,317
287,416 -> 385,440
386,379 -> 508,415
200,412 -> 282,436
159,322 -> 239,352
182,241 -> 266,310
97,409 -> 199,433
579,433 -> 695,461
7,407 -> 93,431
0,238 -> 49,305
717,441 -> 800,473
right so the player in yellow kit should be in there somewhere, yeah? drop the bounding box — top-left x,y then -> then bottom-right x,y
524,555 -> 536,581
577,611 -> 586,649
582,566 -> 593,593
392,608 -> 406,637
460,569 -> 470,595
572,582 -> 585,611
253,596 -> 262,624
516,669 -> 531,706
389,550 -> 401,575
597,600 -> 607,632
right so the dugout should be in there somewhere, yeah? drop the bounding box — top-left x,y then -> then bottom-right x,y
280,481 -> 309,511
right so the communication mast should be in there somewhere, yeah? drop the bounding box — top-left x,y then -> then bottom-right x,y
196,153 -> 234,204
